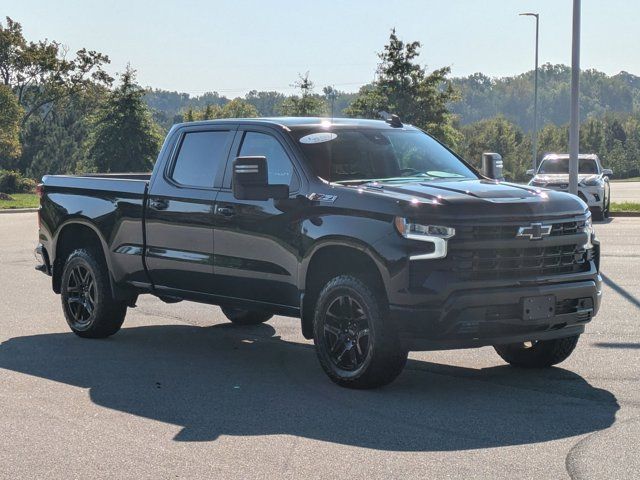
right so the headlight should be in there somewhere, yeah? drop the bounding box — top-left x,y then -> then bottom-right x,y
580,175 -> 603,187
394,218 -> 455,260
583,214 -> 594,249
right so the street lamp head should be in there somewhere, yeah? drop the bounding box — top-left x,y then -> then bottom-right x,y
519,12 -> 539,18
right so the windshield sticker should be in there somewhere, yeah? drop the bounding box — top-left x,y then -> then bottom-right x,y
299,132 -> 337,144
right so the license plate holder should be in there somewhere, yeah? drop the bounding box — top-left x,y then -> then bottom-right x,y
522,295 -> 556,321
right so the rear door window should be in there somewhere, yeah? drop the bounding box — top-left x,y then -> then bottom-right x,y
171,131 -> 233,188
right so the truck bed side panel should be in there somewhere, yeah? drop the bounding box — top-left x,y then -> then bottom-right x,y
40,176 -> 149,288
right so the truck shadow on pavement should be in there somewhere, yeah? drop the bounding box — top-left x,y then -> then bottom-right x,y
0,323 -> 619,451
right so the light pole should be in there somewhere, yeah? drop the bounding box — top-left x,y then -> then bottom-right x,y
520,12 -> 540,172
569,0 -> 581,196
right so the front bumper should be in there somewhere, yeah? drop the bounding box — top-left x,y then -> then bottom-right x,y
536,183 -> 604,208
390,276 -> 602,351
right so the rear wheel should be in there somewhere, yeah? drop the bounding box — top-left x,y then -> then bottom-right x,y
221,307 -> 273,326
61,249 -> 127,338
313,275 -> 408,389
494,335 -> 580,368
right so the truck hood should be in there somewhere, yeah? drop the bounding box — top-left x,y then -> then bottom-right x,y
352,179 -> 587,221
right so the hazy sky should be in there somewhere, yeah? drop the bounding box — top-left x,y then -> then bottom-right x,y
8,0 -> 639,96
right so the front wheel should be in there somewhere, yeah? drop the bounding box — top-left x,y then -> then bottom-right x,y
313,275 -> 408,389
494,335 -> 580,368
61,249 -> 127,338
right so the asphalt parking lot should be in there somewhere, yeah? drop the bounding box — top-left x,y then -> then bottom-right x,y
1,213 -> 638,479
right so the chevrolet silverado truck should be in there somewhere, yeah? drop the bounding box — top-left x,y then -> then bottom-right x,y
35,117 -> 602,389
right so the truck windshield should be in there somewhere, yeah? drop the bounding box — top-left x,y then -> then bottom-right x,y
538,157 -> 599,174
295,129 -> 477,184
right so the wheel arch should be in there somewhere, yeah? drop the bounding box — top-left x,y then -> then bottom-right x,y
300,241 -> 388,339
52,219 -> 116,297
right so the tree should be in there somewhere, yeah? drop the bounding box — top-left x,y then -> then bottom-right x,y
0,17 -> 112,127
279,73 -> 325,116
460,116 -> 528,180
244,90 -> 285,116
220,98 -> 258,118
88,67 -> 162,172
346,29 -> 459,147
182,98 -> 258,121
20,85 -> 107,178
0,84 -> 22,168
323,86 -> 338,117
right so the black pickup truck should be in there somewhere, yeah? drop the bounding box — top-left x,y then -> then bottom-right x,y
35,117 -> 602,388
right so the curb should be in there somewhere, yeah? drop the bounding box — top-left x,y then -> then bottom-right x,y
0,208 -> 38,214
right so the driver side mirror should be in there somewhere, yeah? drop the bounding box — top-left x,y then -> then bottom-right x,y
232,156 -> 289,201
526,168 -> 535,176
602,168 -> 613,177
482,153 -> 505,181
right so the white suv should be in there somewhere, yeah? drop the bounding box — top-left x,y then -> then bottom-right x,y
528,153 -> 612,220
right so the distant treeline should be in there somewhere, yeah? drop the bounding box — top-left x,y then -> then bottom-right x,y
145,64 -> 640,132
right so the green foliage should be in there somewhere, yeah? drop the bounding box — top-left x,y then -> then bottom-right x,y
0,84 -> 22,166
610,202 -> 640,213
279,73 -> 326,117
0,193 -> 39,209
218,98 -> 259,118
183,98 -> 259,121
0,169 -> 35,193
245,90 -> 286,117
0,16 -> 111,126
346,29 -> 459,147
451,65 -> 640,130
20,85 -> 107,179
460,116 -> 529,180
88,67 -> 162,172
460,113 -> 640,181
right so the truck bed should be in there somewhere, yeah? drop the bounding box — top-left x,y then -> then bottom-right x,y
39,173 -> 151,289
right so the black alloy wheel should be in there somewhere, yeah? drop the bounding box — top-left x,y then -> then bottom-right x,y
65,264 -> 97,328
322,294 -> 371,371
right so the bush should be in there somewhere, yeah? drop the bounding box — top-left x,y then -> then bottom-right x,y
0,170 -> 37,194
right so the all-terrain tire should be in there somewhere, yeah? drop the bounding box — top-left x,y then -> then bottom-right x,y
313,275 -> 408,389
60,248 -> 127,338
221,307 -> 273,325
494,335 -> 580,368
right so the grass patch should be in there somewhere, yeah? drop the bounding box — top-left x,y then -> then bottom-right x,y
611,177 -> 640,182
0,193 -> 39,209
610,201 -> 640,213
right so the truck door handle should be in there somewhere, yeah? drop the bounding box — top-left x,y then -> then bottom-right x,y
150,198 -> 168,210
215,205 -> 235,217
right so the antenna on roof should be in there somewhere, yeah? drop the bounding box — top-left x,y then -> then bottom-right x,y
378,111 -> 403,127
388,114 -> 403,128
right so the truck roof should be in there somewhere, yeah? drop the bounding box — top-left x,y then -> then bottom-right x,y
171,117 -> 418,132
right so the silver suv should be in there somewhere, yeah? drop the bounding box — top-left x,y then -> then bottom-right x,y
528,153 -> 612,220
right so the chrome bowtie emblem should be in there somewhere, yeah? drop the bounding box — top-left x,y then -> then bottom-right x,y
517,222 -> 552,240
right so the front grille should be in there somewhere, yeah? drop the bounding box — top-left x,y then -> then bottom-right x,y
451,244 -> 589,280
455,220 -> 586,242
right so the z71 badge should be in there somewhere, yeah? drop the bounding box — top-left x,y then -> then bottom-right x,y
308,192 -> 337,203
